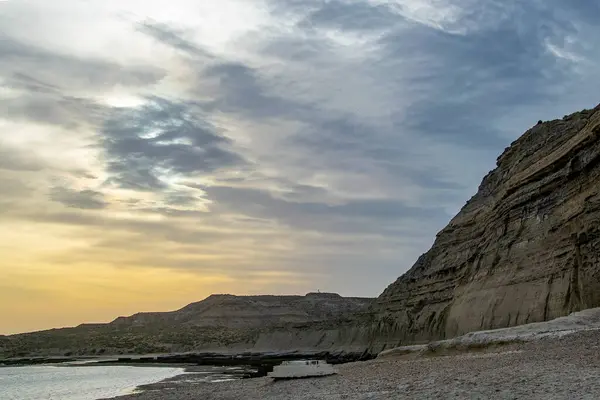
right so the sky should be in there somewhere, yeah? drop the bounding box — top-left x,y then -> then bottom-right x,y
1,0 -> 599,334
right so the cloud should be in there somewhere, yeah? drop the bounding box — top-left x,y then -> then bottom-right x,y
298,1 -> 400,32
0,33 -> 164,93
205,184 -> 449,236
0,177 -> 32,198
0,147 -> 44,172
49,187 -> 108,210
101,97 -> 247,191
0,89 -> 104,128
136,21 -> 214,60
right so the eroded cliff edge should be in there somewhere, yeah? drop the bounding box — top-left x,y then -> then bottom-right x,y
367,104 -> 600,352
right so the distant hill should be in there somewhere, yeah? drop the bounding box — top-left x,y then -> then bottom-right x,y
110,292 -> 371,329
1,293 -> 372,358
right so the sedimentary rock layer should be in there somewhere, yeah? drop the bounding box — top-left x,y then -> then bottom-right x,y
368,104 -> 600,351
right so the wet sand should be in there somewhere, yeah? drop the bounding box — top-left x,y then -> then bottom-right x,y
110,330 -> 600,399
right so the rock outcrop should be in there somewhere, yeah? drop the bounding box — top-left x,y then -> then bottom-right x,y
367,104 -> 600,352
111,293 -> 370,330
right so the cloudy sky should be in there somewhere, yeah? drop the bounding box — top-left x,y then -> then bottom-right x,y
1,0 -> 599,334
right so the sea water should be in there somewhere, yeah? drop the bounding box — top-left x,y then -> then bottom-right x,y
0,365 -> 184,400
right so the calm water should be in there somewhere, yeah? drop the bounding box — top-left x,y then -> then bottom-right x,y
0,365 -> 185,400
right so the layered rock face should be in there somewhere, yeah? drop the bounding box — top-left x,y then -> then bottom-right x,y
110,293 -> 371,330
368,104 -> 600,351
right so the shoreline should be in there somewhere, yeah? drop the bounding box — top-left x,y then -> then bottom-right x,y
109,330 -> 600,399
0,363 -> 187,400
1,349 -> 371,367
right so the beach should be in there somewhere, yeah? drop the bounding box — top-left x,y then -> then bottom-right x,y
111,330 -> 600,400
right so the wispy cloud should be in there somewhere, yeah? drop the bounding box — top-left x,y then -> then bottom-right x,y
49,187 -> 108,210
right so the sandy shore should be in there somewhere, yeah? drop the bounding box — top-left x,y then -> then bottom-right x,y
111,330 -> 600,400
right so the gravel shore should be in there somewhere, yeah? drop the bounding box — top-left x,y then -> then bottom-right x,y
111,330 -> 600,400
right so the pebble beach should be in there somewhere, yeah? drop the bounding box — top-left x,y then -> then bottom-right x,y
111,330 -> 600,400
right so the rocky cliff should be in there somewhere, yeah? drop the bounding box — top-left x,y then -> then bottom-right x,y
367,104 -> 600,352
1,293 -> 372,358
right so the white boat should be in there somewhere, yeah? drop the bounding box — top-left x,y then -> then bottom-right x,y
268,360 -> 337,380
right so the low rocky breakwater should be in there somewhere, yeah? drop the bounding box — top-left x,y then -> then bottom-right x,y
97,350 -> 375,378
0,357 -> 78,366
1,350 -> 373,376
